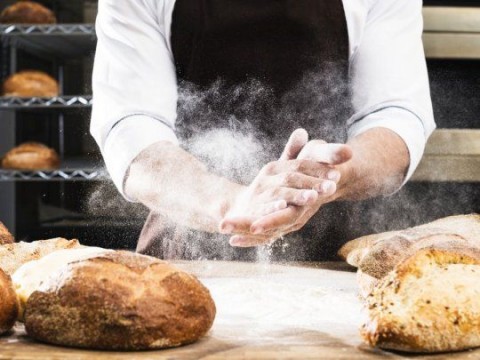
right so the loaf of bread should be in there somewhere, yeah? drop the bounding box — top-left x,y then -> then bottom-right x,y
13,249 -> 216,350
2,142 -> 60,170
0,268 -> 18,335
2,71 -> 59,97
0,238 -> 82,276
0,222 -> 14,245
339,214 -> 480,281
362,249 -> 480,353
0,1 -> 56,24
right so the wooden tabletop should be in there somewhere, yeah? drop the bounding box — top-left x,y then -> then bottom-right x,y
1,261 -> 479,360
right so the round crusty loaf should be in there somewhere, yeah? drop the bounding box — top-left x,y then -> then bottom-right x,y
2,71 -> 59,97
0,222 -> 14,245
362,249 -> 480,353
0,268 -> 18,335
2,142 -> 60,170
0,1 -> 56,24
21,250 -> 216,350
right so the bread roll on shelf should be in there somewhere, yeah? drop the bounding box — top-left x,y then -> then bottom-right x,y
0,1 -> 56,24
2,142 -> 60,170
2,71 -> 59,98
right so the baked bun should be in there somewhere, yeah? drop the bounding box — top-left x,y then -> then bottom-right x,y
0,222 -> 14,245
14,249 -> 216,350
0,268 -> 18,335
362,249 -> 480,353
2,142 -> 60,170
0,1 -> 56,24
2,71 -> 59,97
0,238 -> 82,276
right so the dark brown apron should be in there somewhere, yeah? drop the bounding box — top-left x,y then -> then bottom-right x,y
137,0 -> 353,261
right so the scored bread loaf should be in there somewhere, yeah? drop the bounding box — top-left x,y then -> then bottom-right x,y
0,268 -> 18,335
0,238 -> 82,276
362,249 -> 480,353
0,222 -> 14,245
338,214 -> 480,281
2,142 -> 60,170
13,249 -> 216,350
0,1 -> 56,24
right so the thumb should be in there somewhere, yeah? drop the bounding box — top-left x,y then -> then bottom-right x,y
280,128 -> 309,160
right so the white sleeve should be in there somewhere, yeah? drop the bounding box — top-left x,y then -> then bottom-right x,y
91,0 -> 179,198
347,0 -> 436,186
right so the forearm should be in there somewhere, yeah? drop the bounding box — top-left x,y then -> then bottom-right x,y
125,141 -> 244,233
334,128 -> 410,201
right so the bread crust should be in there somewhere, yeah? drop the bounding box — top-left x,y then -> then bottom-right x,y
0,238 -> 82,276
0,1 -> 56,24
2,142 -> 60,170
0,222 -> 14,245
24,251 -> 216,350
338,214 -> 480,278
362,249 -> 480,353
0,268 -> 18,335
2,71 -> 59,97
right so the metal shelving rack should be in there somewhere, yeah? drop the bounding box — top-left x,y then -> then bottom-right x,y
0,95 -> 92,109
0,24 -> 104,182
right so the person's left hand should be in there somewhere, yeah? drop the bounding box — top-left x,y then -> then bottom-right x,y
221,130 -> 352,247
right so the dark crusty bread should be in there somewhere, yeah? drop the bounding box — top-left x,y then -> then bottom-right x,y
21,251 -> 216,350
0,238 -> 82,276
362,249 -> 480,353
0,1 -> 56,24
0,222 -> 14,245
2,142 -> 60,170
338,214 -> 480,280
0,268 -> 18,335
2,71 -> 59,97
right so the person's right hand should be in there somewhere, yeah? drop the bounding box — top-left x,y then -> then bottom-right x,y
219,129 -> 352,245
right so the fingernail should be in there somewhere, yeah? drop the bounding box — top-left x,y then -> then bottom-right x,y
322,181 -> 335,194
327,170 -> 341,182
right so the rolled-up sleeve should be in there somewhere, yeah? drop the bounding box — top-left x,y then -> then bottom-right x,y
347,0 -> 436,185
91,0 -> 178,197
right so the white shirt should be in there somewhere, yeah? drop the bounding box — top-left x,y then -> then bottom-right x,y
91,0 -> 436,198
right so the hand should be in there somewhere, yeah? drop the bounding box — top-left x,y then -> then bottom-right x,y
220,129 -> 352,246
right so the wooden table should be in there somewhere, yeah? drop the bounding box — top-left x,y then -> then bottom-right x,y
1,261 -> 479,359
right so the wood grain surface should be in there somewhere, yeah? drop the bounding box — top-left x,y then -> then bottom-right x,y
1,261 -> 479,359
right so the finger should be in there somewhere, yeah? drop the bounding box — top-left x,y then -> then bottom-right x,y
262,188 -> 318,207
250,207 -> 300,235
274,172 -> 341,193
219,216 -> 255,234
264,160 -> 342,183
260,200 -> 288,216
229,235 -> 278,248
297,142 -> 353,165
280,128 -> 309,161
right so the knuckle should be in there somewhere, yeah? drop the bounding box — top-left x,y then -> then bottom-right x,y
283,172 -> 296,185
263,162 -> 276,175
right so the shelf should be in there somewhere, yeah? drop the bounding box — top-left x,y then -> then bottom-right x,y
0,159 -> 108,182
412,129 -> 480,182
0,24 -> 96,59
0,95 -> 92,110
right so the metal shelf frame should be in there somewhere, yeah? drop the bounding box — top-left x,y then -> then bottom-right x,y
1,24 -> 96,60
0,95 -> 92,109
0,168 -> 108,182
